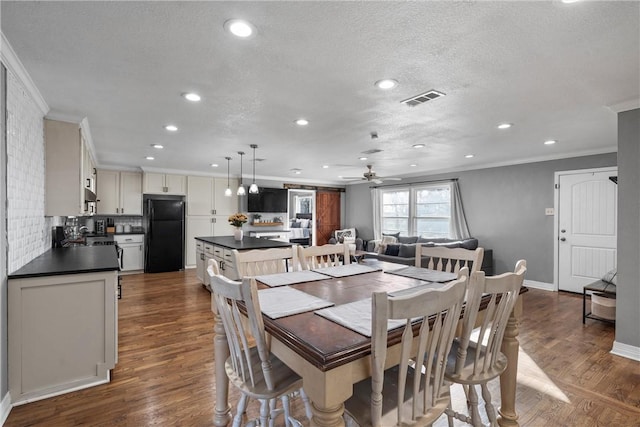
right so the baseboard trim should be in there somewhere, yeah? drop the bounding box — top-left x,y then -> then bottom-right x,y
524,279 -> 555,291
611,341 -> 640,362
0,391 -> 12,426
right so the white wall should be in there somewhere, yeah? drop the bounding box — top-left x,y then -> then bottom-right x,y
5,69 -> 47,273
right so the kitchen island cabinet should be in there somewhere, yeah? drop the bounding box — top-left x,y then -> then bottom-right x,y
8,246 -> 120,405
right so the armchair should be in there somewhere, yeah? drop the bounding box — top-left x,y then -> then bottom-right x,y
327,227 -> 363,253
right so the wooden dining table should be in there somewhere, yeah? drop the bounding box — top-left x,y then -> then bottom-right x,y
211,261 -> 527,427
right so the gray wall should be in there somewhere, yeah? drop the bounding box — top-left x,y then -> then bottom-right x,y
616,108 -> 640,348
346,153 -> 617,283
1,63 -> 7,401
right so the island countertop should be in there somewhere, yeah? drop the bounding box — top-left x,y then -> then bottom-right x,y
195,235 -> 292,250
8,245 -> 120,279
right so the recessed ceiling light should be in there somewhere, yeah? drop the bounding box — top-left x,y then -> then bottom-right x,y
210,163 -> 219,168
544,140 -> 557,145
410,164 -> 417,167
183,93 -> 201,102
295,118 -> 309,126
375,79 -> 398,90
465,154 -> 475,158
359,157 -> 368,161
224,19 -> 255,38
152,144 -> 163,149
164,125 -> 178,132
497,123 -> 512,130
412,144 -> 425,149
322,165 -> 329,169
146,156 -> 155,160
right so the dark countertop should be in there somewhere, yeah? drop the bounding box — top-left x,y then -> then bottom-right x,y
195,236 -> 292,250
9,245 -> 120,279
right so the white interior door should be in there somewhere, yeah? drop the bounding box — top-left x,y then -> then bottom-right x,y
557,168 -> 617,293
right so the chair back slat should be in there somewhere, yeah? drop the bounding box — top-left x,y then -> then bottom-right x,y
298,243 -> 350,270
452,260 -> 526,380
233,246 -> 299,278
370,275 -> 467,426
415,246 -> 484,275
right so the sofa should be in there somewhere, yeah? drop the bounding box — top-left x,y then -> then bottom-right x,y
365,236 -> 493,275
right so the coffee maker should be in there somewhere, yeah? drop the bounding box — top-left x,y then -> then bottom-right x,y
95,219 -> 106,235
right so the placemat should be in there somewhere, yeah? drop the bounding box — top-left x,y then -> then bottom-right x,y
315,298 -> 407,337
384,266 -> 457,283
258,287 -> 334,319
311,263 -> 381,278
256,270 -> 330,287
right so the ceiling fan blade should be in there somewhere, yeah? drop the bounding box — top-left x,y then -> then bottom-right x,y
372,179 -> 383,184
341,176 -> 365,180
379,177 -> 402,181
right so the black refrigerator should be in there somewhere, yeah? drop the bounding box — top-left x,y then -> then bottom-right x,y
144,195 -> 185,273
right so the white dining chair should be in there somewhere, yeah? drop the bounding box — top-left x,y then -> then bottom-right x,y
298,243 -> 350,270
208,272 -> 311,427
343,275 -> 468,426
415,245 -> 485,275
444,260 -> 527,427
232,246 -> 299,278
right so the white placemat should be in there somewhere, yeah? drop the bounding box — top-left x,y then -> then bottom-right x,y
258,287 -> 334,319
256,270 -> 330,287
311,264 -> 381,278
315,298 -> 408,337
387,281 -> 451,297
384,266 -> 457,283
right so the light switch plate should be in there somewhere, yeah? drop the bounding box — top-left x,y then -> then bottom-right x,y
545,208 -> 555,216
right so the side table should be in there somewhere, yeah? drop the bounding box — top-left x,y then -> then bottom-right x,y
583,280 -> 616,324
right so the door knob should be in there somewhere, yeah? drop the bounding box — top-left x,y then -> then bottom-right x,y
560,237 -> 566,241
561,229 -> 566,233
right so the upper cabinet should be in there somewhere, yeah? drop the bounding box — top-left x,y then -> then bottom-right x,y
96,170 -> 142,215
44,119 -> 96,216
187,176 -> 239,216
143,172 -> 186,195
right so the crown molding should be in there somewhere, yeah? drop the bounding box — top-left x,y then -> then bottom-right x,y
607,98 -> 640,113
0,32 -> 48,115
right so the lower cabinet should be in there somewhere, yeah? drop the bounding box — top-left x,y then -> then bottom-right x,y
9,270 -> 118,404
186,216 -> 236,267
114,234 -> 144,272
195,241 -> 238,286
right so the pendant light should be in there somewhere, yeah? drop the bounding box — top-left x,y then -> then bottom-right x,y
249,144 -> 259,194
224,157 -> 232,197
237,151 -> 246,196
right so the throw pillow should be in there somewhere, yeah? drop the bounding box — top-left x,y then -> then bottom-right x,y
290,221 -> 301,228
335,228 -> 356,243
384,244 -> 401,256
377,235 -> 398,254
383,232 -> 400,239
602,268 -> 617,285
398,244 -> 417,258
398,236 -> 418,244
299,218 -> 310,228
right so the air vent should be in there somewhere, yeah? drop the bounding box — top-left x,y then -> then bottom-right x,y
362,148 -> 383,155
401,90 -> 446,107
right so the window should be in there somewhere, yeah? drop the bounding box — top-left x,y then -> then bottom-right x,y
380,182 -> 452,238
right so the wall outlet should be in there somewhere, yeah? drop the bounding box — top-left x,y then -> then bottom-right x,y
545,208 -> 555,216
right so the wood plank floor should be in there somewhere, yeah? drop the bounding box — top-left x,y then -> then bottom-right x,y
5,270 -> 640,426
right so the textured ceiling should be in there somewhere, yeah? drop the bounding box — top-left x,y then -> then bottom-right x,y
2,1 -> 639,184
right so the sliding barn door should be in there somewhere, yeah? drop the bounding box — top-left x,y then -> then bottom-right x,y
315,191 -> 341,246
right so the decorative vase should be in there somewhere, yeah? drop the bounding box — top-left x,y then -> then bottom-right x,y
233,227 -> 243,241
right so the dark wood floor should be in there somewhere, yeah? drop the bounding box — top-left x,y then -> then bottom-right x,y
5,270 -> 640,426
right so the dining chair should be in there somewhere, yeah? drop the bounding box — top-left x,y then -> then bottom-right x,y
343,274 -> 468,426
208,272 -> 311,427
297,243 -> 350,270
444,260 -> 527,427
415,245 -> 485,275
232,246 -> 299,278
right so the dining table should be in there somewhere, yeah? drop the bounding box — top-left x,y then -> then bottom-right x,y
211,260 -> 527,427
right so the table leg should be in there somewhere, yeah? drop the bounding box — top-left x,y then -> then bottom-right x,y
310,402 -> 345,427
498,298 -> 521,427
213,311 -> 232,426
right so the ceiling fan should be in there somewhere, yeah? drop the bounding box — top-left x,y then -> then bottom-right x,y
341,164 -> 402,184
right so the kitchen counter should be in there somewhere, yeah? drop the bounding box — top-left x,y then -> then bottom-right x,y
195,235 -> 292,250
9,245 -> 120,279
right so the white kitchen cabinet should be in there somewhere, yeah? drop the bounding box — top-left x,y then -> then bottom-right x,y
96,170 -> 142,215
186,216 -> 235,267
143,172 -> 186,195
187,176 -> 239,216
114,234 -> 144,272
44,119 -> 96,216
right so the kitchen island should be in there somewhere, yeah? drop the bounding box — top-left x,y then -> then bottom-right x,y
195,235 -> 293,282
8,245 -> 120,405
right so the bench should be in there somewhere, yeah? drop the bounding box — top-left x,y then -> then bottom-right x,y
583,280 -> 616,324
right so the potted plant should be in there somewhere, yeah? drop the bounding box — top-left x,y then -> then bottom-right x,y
253,213 -> 262,224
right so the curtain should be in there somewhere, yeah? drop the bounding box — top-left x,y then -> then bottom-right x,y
371,187 -> 382,240
450,180 -> 471,239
